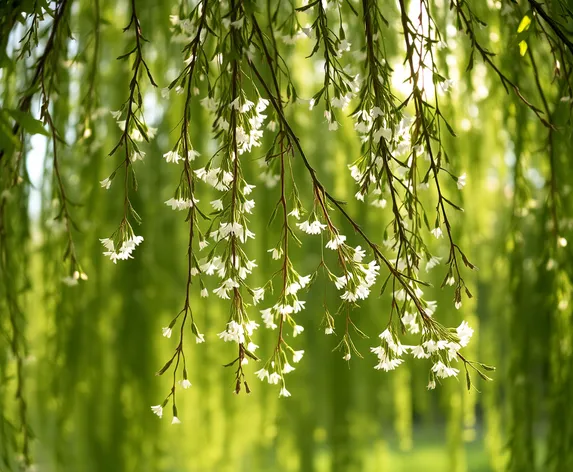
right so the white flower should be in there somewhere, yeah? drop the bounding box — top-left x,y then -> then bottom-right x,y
455,301 -> 462,310
283,362 -> 295,374
256,98 -> 269,112
275,304 -> 291,316
343,353 -> 351,361
331,94 -> 350,109
171,416 -> 182,424
279,387 -> 291,398
456,321 -> 474,347
243,183 -> 256,195
379,329 -> 393,344
325,234 -> 346,250
268,248 -> 282,260
375,358 -> 403,371
292,350 -> 304,363
325,327 -> 334,335
101,234 -> 144,264
110,109 -> 122,120
62,276 -> 79,286
410,345 -> 429,359
269,372 -> 281,384
187,149 -> 200,161
338,39 -> 351,53
151,405 -> 163,418
457,172 -> 467,190
353,246 -> 366,262
195,332 -> 205,343
165,198 -> 196,211
371,199 -> 387,208
243,199 -> 255,213
100,178 -> 112,189
131,150 -> 145,162
100,238 -> 115,251
288,208 -> 300,219
432,361 -> 459,379
425,256 -> 442,271
431,227 -> 443,239
245,320 -> 259,336
261,308 -> 277,329
252,287 -> 265,305
210,199 -> 224,211
427,380 -> 436,390
373,127 -> 392,141
162,327 -> 172,338
214,285 -> 230,299
293,300 -> 306,313
286,282 -> 301,295
439,78 -> 454,93
293,325 -> 304,337
163,150 -> 181,164
180,379 -> 192,389
297,219 -> 326,235
218,320 -> 245,343
255,368 -> 269,381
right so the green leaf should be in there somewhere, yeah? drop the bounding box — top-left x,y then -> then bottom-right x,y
517,15 -> 531,33
6,109 -> 50,137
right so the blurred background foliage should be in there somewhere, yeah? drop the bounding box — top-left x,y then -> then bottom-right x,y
1,0 -> 573,471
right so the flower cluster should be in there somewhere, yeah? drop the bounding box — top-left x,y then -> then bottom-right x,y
371,320 -> 474,389
145,0 -> 491,417
100,232 -> 144,264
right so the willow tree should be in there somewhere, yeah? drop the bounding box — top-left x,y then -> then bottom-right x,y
1,0 -> 572,471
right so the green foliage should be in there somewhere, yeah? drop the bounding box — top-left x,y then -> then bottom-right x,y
1,0 -> 573,471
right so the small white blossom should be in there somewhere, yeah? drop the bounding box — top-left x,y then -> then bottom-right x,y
425,256 -> 442,271
255,368 -> 269,381
456,321 -> 474,347
268,248 -> 282,260
431,227 -> 443,239
297,219 -> 326,235
325,234 -> 347,250
292,350 -> 304,363
293,325 -> 305,337
457,172 -> 467,190
252,287 -> 265,305
211,199 -> 224,211
163,150 -> 181,164
432,361 -> 459,379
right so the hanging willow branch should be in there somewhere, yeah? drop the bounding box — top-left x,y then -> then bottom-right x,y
2,0 -> 573,469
